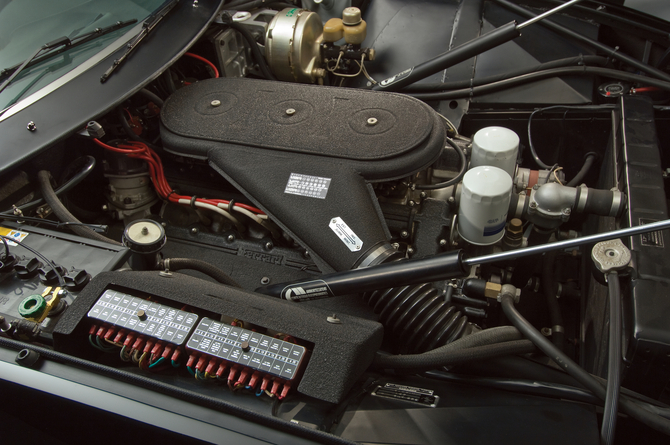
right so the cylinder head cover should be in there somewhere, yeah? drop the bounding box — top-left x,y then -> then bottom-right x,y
471,126 -> 519,178
458,166 -> 513,245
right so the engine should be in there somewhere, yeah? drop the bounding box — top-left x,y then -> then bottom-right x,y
2,1 -> 670,444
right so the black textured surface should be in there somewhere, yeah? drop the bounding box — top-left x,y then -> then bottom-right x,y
52,271 -> 384,403
161,78 -> 435,162
160,77 -> 445,271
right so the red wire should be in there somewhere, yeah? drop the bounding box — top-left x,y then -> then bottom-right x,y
634,86 -> 659,93
184,52 -> 219,78
92,139 -> 264,214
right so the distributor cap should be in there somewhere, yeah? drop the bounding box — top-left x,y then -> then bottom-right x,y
122,219 -> 166,254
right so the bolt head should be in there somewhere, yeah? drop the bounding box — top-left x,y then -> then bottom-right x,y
26,121 -> 36,132
447,197 -> 455,203
408,200 -> 415,207
529,201 -> 537,209
265,242 -> 273,250
562,208 -> 572,215
439,239 -> 447,246
191,227 -> 199,234
227,234 -> 235,242
260,277 -> 270,285
400,230 -> 409,238
392,242 -> 400,249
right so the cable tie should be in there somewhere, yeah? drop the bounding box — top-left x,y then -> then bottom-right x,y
166,190 -> 177,200
228,199 -> 235,211
190,195 -> 198,209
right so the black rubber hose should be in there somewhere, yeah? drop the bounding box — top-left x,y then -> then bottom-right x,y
500,294 -> 670,437
493,0 -> 670,83
160,258 -> 242,288
566,152 -> 597,187
8,156 -> 96,213
400,55 -> 609,92
36,171 -> 121,246
580,188 -> 623,217
373,326 -> 527,369
117,107 -> 143,142
374,340 -> 535,370
408,66 -> 670,101
0,337 -> 356,445
541,251 -> 564,350
602,271 -> 622,445
424,371 -> 603,406
227,21 -> 277,81
414,138 -> 467,190
137,88 -> 164,107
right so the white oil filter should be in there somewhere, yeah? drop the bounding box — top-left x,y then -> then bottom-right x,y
458,166 -> 513,245
471,126 -> 519,178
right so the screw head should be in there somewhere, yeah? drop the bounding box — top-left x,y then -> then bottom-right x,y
400,230 -> 409,238
447,197 -> 455,204
392,242 -> 400,249
211,100 -> 221,107
367,117 -> 378,126
286,108 -> 296,116
260,277 -> 270,285
265,241 -> 273,250
529,201 -> 537,209
407,246 -> 415,255
26,121 -> 36,132
227,234 -> 235,242
541,327 -> 552,337
408,200 -> 415,207
101,204 -> 109,211
439,239 -> 447,246
562,207 -> 572,215
191,227 -> 199,234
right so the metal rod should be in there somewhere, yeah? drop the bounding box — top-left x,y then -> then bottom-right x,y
516,0 -> 582,30
464,219 -> 670,267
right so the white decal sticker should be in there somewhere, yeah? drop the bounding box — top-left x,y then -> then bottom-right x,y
284,173 -> 331,199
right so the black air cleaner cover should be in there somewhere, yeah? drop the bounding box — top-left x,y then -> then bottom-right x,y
161,78 -> 445,271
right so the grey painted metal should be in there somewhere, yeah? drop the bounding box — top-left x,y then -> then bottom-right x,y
516,0 -> 583,30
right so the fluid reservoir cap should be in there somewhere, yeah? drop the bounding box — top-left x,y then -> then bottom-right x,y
122,219 -> 166,254
342,7 -> 362,25
471,127 -> 519,179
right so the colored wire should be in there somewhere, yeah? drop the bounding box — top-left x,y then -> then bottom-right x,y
171,360 -> 180,367
186,366 -> 195,376
184,52 -> 219,78
92,139 -> 265,227
149,356 -> 166,368
120,345 -> 132,362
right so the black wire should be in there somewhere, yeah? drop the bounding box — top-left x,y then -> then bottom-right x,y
0,214 -> 108,233
527,105 -> 614,170
414,138 -> 467,190
602,271 -> 622,445
407,66 -> 670,101
400,55 -> 610,92
0,235 -> 65,287
500,294 -> 670,437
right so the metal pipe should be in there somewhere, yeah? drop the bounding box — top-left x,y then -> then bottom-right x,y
494,0 -> 670,83
257,219 -> 670,300
373,0 -> 584,92
516,0 -> 582,30
464,219 -> 670,267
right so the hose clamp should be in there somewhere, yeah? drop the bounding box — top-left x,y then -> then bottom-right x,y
576,185 -> 589,213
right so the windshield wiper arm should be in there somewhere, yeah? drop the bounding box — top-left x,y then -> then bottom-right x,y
100,0 -> 179,83
0,19 -> 138,94
0,37 -> 70,96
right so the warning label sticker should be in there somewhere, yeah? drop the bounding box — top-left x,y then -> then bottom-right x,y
639,218 -> 664,248
0,227 -> 29,246
284,173 -> 331,199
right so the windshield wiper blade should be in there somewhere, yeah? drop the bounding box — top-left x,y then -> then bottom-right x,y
0,37 -> 70,96
100,0 -> 179,83
0,19 -> 138,93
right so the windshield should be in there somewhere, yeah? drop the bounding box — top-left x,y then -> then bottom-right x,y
0,0 -> 167,110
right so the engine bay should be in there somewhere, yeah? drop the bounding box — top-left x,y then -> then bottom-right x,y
2,1 -> 670,444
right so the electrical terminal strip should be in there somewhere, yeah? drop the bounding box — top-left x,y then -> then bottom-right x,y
185,317 -> 307,399
87,289 -> 198,367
